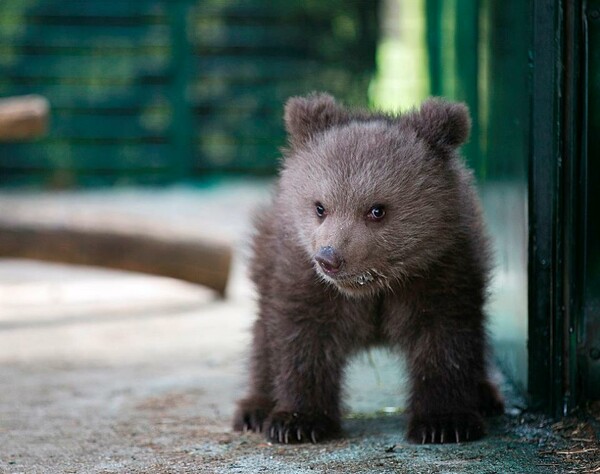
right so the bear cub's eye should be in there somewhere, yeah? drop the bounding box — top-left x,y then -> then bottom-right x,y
368,205 -> 386,221
315,202 -> 326,218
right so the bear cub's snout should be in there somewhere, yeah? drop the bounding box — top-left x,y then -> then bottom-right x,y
314,246 -> 343,275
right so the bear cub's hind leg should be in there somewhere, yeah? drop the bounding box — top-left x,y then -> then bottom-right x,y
233,395 -> 274,433
267,410 -> 341,444
233,319 -> 275,433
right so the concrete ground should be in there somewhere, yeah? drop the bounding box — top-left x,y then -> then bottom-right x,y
0,182 -> 591,473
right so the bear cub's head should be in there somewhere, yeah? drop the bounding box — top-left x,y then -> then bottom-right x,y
278,93 -> 473,297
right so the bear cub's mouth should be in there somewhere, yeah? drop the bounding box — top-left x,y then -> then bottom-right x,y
351,271 -> 376,286
315,266 -> 382,290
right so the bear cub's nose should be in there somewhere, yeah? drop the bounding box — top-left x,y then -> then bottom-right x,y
315,246 -> 344,275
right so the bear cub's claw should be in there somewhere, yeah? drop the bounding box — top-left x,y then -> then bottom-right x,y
267,411 -> 341,444
407,412 -> 485,444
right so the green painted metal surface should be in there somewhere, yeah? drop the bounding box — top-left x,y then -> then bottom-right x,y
0,0 -> 379,186
528,0 -> 565,416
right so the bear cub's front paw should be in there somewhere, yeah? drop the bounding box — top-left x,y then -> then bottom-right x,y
267,411 -> 341,444
407,411 -> 485,444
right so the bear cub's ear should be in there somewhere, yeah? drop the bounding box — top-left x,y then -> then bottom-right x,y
284,92 -> 348,147
405,98 -> 471,151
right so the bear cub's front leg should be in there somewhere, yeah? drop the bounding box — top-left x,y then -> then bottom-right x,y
405,326 -> 503,444
265,325 -> 345,444
233,369 -> 342,444
233,316 -> 345,444
406,379 -> 505,444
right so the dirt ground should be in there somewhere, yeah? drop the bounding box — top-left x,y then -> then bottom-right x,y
0,184 -> 596,473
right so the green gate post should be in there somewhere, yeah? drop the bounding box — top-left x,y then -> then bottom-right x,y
529,0 -> 566,417
581,0 -> 600,402
529,0 -> 586,416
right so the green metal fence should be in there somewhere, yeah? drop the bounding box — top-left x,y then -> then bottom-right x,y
0,0 -> 378,186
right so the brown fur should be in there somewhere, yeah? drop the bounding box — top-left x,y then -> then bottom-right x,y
233,93 -> 504,444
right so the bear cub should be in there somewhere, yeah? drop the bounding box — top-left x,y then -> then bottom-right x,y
233,93 -> 504,444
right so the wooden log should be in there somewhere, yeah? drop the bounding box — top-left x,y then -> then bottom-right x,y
0,95 -> 49,141
0,220 -> 232,296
